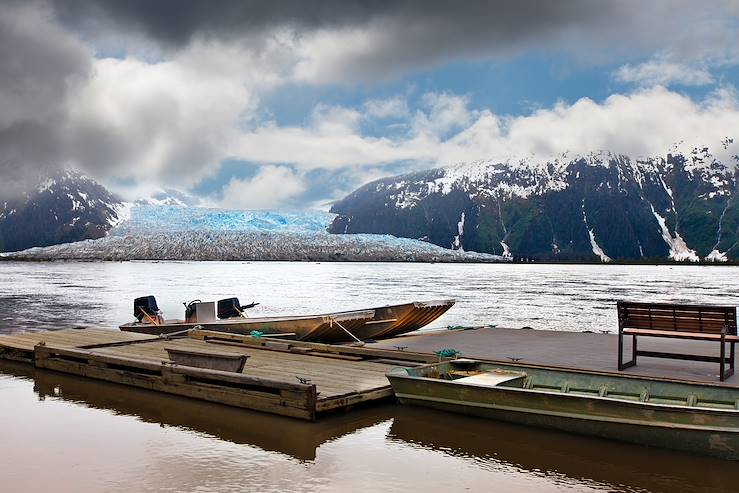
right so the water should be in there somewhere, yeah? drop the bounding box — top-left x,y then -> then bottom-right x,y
1,261 -> 738,334
1,261 -> 738,492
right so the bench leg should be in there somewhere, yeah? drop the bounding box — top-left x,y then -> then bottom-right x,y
719,337 -> 734,382
618,333 -> 637,370
724,342 -> 735,381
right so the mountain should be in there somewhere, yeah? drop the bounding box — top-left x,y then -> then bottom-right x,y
0,170 -> 127,252
329,146 -> 739,262
2,205 -> 504,262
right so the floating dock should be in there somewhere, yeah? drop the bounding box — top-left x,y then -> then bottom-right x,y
1,326 -> 736,421
0,327 -> 437,420
373,327 -> 738,385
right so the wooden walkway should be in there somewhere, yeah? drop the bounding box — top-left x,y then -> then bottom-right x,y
0,328 -> 431,420
0,327 -> 156,352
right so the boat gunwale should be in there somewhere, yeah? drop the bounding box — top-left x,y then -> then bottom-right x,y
120,309 -> 376,329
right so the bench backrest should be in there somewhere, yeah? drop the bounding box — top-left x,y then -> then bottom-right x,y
617,302 -> 737,335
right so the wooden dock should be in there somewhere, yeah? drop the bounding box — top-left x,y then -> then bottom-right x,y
2,325 -> 736,421
373,327 -> 739,386
0,328 -> 435,420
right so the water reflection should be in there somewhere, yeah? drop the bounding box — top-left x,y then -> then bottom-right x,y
4,361 -> 394,462
2,361 -> 737,492
388,406 -> 739,493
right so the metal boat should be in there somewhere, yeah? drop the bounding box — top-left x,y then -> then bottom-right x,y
119,296 -> 454,342
387,359 -> 739,460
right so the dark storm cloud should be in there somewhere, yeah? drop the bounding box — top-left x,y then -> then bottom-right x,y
47,0 -> 724,82
52,0 -> 625,51
0,1 -> 91,197
51,0 -> 384,47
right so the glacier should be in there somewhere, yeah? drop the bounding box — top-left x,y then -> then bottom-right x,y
1,204 -> 505,262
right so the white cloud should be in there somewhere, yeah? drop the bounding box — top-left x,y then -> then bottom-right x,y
220,165 -> 307,209
412,92 -> 476,137
62,37 -> 297,192
363,96 -> 409,119
226,86 -> 739,183
614,60 -> 714,86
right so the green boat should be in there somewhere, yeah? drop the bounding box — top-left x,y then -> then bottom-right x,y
387,359 -> 739,460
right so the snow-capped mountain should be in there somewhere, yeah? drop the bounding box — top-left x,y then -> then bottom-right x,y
0,170 -> 126,252
135,188 -> 202,207
329,145 -> 739,262
2,205 -> 503,262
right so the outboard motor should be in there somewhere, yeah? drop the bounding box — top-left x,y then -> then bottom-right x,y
134,296 -> 159,322
217,297 -> 259,319
184,299 -> 202,322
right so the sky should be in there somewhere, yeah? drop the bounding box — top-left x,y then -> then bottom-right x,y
1,0 -> 739,209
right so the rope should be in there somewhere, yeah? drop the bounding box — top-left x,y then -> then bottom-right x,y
435,348 -> 460,359
330,318 -> 364,345
250,330 -> 264,338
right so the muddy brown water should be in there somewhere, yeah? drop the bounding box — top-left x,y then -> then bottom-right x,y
1,261 -> 739,491
2,360 -> 739,492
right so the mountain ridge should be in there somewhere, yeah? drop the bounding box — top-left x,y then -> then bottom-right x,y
329,146 -> 739,262
0,170 -> 126,252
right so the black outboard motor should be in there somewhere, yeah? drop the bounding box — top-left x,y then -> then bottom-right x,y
134,296 -> 159,322
217,297 -> 259,319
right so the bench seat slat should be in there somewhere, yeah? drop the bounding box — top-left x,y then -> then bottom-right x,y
623,328 -> 739,342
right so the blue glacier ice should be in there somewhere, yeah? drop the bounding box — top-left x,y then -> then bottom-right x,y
113,205 -> 336,235
3,204 -> 505,262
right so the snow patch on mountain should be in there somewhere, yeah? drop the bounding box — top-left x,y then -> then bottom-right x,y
582,200 -> 611,262
705,249 -> 728,262
650,205 -> 700,262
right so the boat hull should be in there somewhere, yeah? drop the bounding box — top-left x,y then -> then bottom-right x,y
388,363 -> 739,460
120,310 -> 375,342
347,300 -> 455,340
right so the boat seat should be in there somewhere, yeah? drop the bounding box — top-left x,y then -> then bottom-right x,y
454,370 -> 526,387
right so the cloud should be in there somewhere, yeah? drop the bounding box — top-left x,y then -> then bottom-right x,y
363,96 -> 409,120
614,60 -> 714,86
220,165 -> 306,209
0,2 -> 283,197
412,93 -> 476,137
66,44 -> 257,187
0,2 -> 91,196
48,1 -> 739,84
226,86 -> 739,180
2,0 -> 739,208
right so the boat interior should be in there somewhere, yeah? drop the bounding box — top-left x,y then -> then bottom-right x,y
396,359 -> 739,411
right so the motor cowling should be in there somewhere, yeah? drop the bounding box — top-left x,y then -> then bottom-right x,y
217,297 -> 259,319
134,296 -> 159,322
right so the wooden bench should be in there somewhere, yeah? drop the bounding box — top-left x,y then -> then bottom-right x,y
617,301 -> 738,381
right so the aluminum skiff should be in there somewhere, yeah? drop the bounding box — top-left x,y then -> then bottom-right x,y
387,359 -> 739,460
